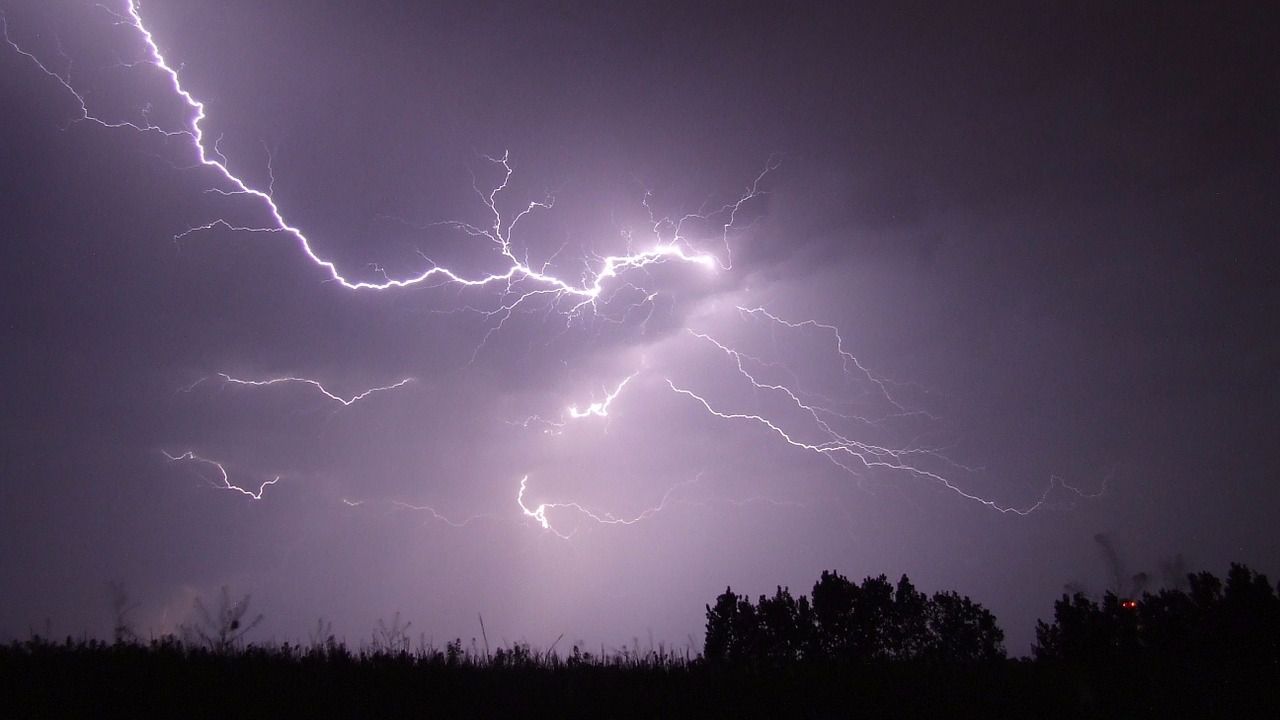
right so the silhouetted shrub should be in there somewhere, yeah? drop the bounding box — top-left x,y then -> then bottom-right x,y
182,586 -> 263,654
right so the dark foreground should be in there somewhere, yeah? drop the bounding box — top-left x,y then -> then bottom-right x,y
3,638 -> 1277,719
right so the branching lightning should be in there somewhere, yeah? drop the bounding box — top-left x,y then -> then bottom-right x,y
664,311 -> 1104,515
566,372 -> 638,419
516,471 -> 811,539
512,371 -> 640,433
3,2 -> 765,311
735,306 -> 937,420
517,474 -> 696,540
6,2 -> 1104,538
162,450 -> 279,500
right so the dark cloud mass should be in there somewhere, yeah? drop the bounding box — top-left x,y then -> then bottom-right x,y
0,1 -> 1276,654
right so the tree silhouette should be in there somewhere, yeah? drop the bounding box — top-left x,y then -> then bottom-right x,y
808,570 -> 853,660
703,587 -> 738,663
705,570 -> 1005,665
890,575 -> 929,660
925,590 -> 1004,663
1034,563 -> 1280,668
756,586 -> 812,664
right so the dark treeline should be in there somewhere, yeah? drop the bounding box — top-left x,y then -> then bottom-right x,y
1034,562 -> 1280,667
2,564 -> 1278,718
704,571 -> 1004,666
704,563 -> 1280,672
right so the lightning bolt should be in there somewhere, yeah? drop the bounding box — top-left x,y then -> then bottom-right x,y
7,4 -> 1104,532
517,474 -> 702,540
339,496 -> 476,526
3,2 -> 768,314
515,471 -> 812,539
736,306 -> 936,419
510,371 -> 640,433
663,380 -> 1067,515
2,8 -> 186,137
162,450 -> 279,501
197,373 -> 414,407
566,372 -> 638,419
390,501 -> 492,529
663,311 -> 1104,515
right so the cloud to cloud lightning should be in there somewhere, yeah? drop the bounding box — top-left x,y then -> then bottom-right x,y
517,474 -> 700,540
667,311 -> 1104,515
4,2 -> 1101,530
511,372 -> 641,434
199,373 -> 415,407
566,373 -> 639,420
162,451 -> 280,501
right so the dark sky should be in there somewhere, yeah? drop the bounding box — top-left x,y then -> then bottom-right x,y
1,0 -> 1276,655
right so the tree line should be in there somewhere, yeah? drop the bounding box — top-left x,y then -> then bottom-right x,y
1033,562 -> 1280,667
704,563 -> 1280,670
704,571 -> 1003,665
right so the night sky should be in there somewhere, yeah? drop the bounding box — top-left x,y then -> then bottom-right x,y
1,1 -> 1276,655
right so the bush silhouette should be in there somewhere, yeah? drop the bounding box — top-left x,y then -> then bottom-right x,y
182,586 -> 264,654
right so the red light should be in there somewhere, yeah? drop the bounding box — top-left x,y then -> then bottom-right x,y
1121,600 -> 1138,610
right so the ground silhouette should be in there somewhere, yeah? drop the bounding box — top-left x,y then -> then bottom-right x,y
2,564 -> 1277,717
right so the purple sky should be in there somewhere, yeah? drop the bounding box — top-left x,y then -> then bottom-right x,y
1,1 -> 1276,655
